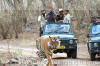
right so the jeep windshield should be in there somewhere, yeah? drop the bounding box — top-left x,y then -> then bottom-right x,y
44,23 -> 72,35
91,24 -> 100,35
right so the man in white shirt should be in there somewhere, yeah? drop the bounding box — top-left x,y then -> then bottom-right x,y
38,10 -> 46,27
63,10 -> 71,23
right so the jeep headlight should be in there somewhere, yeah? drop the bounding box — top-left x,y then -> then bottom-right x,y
94,43 -> 98,47
69,40 -> 73,44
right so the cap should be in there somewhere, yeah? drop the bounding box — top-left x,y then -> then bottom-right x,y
59,8 -> 63,12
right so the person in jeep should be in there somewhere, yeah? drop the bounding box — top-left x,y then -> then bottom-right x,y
63,10 -> 71,24
38,10 -> 46,27
46,8 -> 56,23
56,8 -> 64,22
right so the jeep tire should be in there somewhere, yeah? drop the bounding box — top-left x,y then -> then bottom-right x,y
90,53 -> 96,61
67,52 -> 71,58
72,50 -> 77,59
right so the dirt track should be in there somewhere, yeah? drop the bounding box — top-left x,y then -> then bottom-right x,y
0,38 -> 100,66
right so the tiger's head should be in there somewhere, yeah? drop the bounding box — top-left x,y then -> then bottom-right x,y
48,36 -> 60,50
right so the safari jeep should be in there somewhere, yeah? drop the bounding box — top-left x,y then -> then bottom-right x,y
37,22 -> 77,58
87,22 -> 100,61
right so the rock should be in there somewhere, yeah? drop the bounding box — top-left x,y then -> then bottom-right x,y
8,58 -> 19,64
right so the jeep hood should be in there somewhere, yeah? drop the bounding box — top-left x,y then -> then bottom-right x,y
42,34 -> 74,39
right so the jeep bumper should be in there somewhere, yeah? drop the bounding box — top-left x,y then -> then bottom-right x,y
53,47 -> 77,53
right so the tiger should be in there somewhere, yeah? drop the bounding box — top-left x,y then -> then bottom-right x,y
36,36 -> 60,66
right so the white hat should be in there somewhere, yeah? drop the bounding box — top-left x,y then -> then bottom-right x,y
59,8 -> 63,12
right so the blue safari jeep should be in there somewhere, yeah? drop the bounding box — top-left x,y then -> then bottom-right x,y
87,22 -> 100,61
40,22 -> 77,58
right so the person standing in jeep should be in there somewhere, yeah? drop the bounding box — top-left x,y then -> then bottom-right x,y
46,8 -> 56,23
56,8 -> 64,22
38,10 -> 46,27
63,10 -> 71,24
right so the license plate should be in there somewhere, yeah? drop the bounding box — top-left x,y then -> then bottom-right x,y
56,46 -> 66,49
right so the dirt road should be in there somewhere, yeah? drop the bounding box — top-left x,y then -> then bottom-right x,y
0,39 -> 100,66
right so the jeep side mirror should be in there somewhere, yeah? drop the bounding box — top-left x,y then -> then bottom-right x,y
87,34 -> 89,38
39,27 -> 43,36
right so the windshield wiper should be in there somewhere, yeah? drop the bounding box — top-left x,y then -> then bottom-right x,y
58,32 -> 69,34
47,32 -> 53,34
47,31 -> 58,34
53,29 -> 59,33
